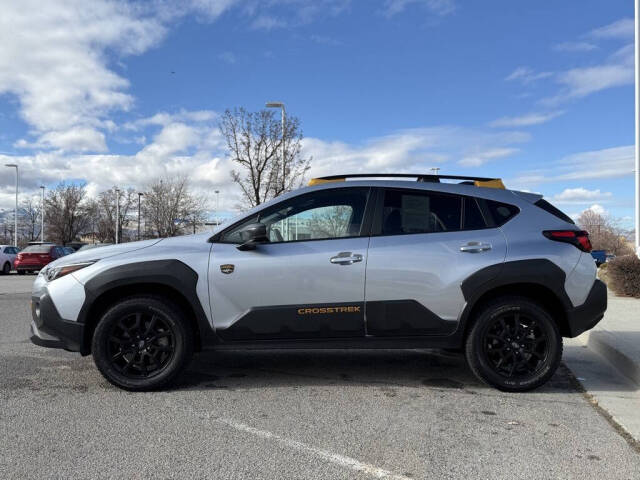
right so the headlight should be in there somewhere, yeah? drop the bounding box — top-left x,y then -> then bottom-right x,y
41,261 -> 97,282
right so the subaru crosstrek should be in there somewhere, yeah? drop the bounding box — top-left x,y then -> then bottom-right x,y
29,174 -> 607,392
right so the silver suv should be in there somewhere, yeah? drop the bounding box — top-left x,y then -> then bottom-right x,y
30,174 -> 607,392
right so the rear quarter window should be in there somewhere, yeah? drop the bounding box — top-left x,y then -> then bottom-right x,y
484,200 -> 519,227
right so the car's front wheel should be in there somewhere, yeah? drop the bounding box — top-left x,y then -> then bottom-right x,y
92,296 -> 194,391
465,296 -> 562,392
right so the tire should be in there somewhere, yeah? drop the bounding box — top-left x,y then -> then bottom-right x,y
92,296 -> 194,391
465,296 -> 562,392
17,270 -> 25,275
2,262 -> 10,275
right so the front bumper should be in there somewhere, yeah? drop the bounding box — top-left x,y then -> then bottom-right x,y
30,293 -> 84,352
565,279 -> 607,338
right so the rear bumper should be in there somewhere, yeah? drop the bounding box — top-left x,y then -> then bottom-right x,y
565,279 -> 607,338
16,263 -> 46,271
30,293 -> 84,352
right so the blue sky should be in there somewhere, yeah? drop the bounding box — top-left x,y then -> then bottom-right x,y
0,0 -> 635,226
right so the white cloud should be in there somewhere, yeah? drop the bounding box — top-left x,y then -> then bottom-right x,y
489,111 -> 564,128
552,188 -> 612,204
383,0 -> 456,17
510,145 -> 634,189
505,67 -> 552,85
302,127 -> 529,178
553,41 -> 597,53
590,18 -> 634,40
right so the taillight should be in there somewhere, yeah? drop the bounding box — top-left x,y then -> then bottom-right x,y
543,230 -> 592,252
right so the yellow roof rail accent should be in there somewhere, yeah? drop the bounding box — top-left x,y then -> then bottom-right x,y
308,177 -> 345,186
474,179 -> 505,189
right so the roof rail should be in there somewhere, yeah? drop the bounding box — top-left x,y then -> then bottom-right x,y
308,173 -> 505,188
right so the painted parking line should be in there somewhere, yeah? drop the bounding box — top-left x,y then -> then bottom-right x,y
211,416 -> 412,480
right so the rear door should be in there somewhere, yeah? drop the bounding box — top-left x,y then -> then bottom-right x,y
209,187 -> 374,341
364,188 -> 507,336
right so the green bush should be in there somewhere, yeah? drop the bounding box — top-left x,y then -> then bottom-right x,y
607,255 -> 640,298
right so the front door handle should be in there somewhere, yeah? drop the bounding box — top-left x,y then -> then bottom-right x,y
330,252 -> 363,265
460,242 -> 492,253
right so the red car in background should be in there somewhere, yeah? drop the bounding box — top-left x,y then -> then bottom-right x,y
14,244 -> 69,274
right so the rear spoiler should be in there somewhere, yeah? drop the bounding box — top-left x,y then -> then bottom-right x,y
510,190 -> 543,204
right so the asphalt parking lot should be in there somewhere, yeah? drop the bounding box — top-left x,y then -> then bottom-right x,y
1,275 -> 639,479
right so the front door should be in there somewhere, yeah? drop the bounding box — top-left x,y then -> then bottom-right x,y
209,187 -> 373,341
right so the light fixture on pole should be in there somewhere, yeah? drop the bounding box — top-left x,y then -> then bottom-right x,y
115,188 -> 120,244
5,164 -> 18,247
214,190 -> 220,226
40,186 -> 45,242
137,192 -> 144,241
265,102 -> 286,193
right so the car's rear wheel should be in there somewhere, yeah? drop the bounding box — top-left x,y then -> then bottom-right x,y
465,296 -> 562,392
2,262 -> 10,274
92,296 -> 194,391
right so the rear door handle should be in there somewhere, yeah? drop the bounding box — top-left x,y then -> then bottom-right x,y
330,252 -> 363,265
460,242 -> 492,253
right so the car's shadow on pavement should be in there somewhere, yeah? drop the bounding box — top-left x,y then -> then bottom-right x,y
172,348 -> 579,395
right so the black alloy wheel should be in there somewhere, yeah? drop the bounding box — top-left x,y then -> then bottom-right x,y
107,311 -> 176,378
92,296 -> 193,391
465,296 -> 562,392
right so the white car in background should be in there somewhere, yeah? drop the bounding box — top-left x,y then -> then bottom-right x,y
0,245 -> 19,274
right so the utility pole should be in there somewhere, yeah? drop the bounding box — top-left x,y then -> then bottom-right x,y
115,188 -> 120,244
137,192 -> 144,241
40,186 -> 45,243
5,164 -> 18,247
214,190 -> 220,225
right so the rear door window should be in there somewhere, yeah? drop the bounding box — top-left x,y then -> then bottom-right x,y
381,189 -> 462,235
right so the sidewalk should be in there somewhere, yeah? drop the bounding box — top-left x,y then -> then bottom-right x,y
564,292 -> 640,443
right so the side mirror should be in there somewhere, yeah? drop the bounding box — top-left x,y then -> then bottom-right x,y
237,223 -> 268,251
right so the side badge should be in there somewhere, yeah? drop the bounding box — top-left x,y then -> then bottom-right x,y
220,264 -> 235,275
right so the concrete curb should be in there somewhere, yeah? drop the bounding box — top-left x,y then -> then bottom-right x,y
587,330 -> 640,387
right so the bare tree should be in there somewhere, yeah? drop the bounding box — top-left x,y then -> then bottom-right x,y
577,209 -> 634,256
20,198 -> 41,241
219,107 -> 311,208
45,182 -> 90,245
89,187 -> 137,243
142,176 -> 207,237
308,206 -> 351,238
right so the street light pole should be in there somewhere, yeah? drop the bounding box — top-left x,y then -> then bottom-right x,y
5,164 -> 18,247
635,0 -> 640,257
40,186 -> 45,242
214,190 -> 220,226
265,102 -> 286,193
115,188 -> 120,244
137,192 -> 144,241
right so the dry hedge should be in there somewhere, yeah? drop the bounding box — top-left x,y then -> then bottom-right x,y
607,255 -> 640,298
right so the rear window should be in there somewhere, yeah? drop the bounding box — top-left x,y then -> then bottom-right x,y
21,245 -> 52,254
534,199 -> 575,224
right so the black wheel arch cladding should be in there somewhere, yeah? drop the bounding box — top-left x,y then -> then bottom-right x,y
78,259 -> 216,354
458,259 -> 573,336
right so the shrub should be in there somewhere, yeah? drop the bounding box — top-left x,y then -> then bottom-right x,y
607,255 -> 640,298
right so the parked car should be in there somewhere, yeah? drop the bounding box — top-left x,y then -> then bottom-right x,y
15,245 -> 69,274
62,247 -> 75,255
29,173 -> 606,392
0,245 -> 19,274
591,250 -> 607,267
77,243 -> 113,252
66,242 -> 87,251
